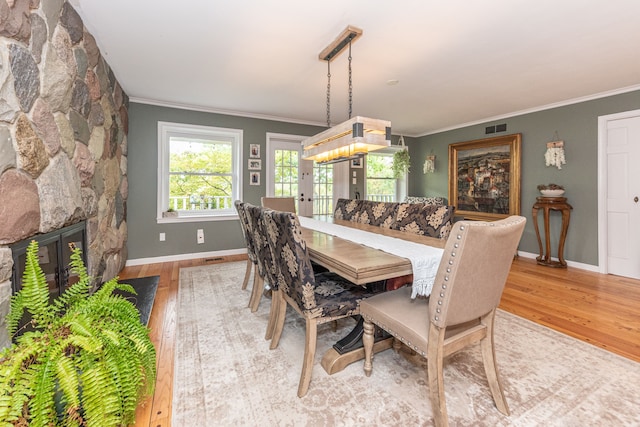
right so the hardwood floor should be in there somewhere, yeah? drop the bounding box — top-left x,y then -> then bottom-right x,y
119,255 -> 640,427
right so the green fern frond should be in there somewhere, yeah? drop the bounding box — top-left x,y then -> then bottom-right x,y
29,356 -> 58,427
5,293 -> 24,337
10,241 -> 53,332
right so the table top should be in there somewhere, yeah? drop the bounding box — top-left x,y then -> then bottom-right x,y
300,217 -> 445,285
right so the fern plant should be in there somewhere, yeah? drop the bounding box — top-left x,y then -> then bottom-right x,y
0,240 -> 156,426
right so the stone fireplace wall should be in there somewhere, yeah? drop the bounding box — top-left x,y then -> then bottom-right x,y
0,0 -> 128,348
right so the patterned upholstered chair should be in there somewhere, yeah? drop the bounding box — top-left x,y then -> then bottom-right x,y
234,200 -> 256,291
392,203 -> 455,239
354,201 -> 397,228
244,203 -> 275,313
333,198 -> 363,221
263,209 -> 378,398
245,204 -> 284,340
360,216 -> 526,427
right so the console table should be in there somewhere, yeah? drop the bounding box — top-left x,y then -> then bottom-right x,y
532,197 -> 572,267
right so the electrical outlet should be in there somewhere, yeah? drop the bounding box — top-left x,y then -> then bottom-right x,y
159,232 -> 166,241
197,229 -> 204,244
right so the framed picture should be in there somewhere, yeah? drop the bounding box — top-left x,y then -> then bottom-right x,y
249,171 -> 260,186
248,159 -> 261,170
249,144 -> 260,158
448,133 -> 521,221
351,157 -> 363,168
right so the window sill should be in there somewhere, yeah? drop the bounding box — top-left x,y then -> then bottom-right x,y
156,213 -> 238,224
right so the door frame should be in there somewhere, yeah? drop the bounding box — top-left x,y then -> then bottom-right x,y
265,132 -> 314,216
597,108 -> 640,274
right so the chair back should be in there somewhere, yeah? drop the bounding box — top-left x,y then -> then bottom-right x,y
263,210 -> 318,314
245,203 -> 272,279
261,197 -> 296,213
429,216 -> 526,328
234,200 -> 256,263
245,204 -> 279,289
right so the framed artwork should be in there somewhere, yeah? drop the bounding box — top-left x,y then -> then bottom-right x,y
448,133 -> 521,221
248,159 -> 261,170
249,171 -> 260,186
249,144 -> 260,158
351,157 -> 363,168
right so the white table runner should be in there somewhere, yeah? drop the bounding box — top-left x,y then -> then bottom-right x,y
299,217 -> 444,298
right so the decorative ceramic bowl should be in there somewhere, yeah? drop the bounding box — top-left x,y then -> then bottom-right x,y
540,189 -> 565,197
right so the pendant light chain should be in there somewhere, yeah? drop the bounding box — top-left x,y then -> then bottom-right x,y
348,40 -> 353,119
326,60 -> 331,127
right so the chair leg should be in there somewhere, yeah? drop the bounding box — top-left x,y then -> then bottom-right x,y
265,289 -> 280,340
249,275 -> 264,312
427,324 -> 448,427
298,317 -> 318,398
241,259 -> 253,290
269,291 -> 287,350
362,319 -> 375,377
480,310 -> 510,416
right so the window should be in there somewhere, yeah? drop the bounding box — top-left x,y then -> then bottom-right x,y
365,148 -> 406,202
158,122 -> 242,222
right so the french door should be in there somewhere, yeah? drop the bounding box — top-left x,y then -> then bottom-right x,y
266,134 -> 334,216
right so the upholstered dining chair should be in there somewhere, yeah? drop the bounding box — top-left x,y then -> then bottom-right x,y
360,216 -> 526,427
244,204 -> 282,340
263,209 -> 379,398
234,200 -> 256,291
261,196 -> 296,213
244,203 -> 277,313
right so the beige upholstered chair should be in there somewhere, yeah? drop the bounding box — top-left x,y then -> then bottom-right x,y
261,196 -> 296,213
361,216 -> 526,427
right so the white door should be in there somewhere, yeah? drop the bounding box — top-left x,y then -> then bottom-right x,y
598,110 -> 640,279
265,134 -> 314,216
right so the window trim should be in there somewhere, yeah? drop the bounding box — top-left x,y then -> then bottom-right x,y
157,121 -> 243,223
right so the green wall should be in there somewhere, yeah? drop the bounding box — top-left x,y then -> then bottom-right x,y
408,90 -> 640,266
126,102 -> 324,260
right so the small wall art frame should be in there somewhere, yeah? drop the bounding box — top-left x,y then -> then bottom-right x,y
248,159 -> 261,170
249,144 -> 260,158
249,171 -> 260,186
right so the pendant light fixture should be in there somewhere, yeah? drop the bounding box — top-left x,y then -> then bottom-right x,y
302,26 -> 391,164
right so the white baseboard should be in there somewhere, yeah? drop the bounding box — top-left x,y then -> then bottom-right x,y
125,248 -> 247,267
517,251 -> 599,273
125,248 -> 600,274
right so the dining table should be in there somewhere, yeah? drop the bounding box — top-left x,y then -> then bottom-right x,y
298,215 -> 447,374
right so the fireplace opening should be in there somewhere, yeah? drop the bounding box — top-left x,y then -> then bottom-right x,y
10,221 -> 87,299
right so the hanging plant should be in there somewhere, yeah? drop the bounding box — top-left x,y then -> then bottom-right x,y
393,148 -> 411,178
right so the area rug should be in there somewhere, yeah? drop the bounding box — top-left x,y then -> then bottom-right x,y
172,262 -> 640,426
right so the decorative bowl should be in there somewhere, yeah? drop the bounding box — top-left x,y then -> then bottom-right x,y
540,189 -> 565,197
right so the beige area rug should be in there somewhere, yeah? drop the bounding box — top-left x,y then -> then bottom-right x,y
172,262 -> 640,426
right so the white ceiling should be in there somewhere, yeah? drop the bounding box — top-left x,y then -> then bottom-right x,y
69,0 -> 640,137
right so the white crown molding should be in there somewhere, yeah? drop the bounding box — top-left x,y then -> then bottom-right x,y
129,97 -> 326,128
418,84 -> 640,137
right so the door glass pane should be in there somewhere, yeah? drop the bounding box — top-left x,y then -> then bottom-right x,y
274,149 -> 299,211
313,162 -> 333,215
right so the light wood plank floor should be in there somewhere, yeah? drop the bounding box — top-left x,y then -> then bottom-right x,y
119,256 -> 640,427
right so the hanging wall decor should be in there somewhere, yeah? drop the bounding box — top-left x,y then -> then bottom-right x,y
423,154 -> 436,174
545,133 -> 566,169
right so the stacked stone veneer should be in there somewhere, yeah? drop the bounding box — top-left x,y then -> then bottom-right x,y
0,0 -> 128,348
